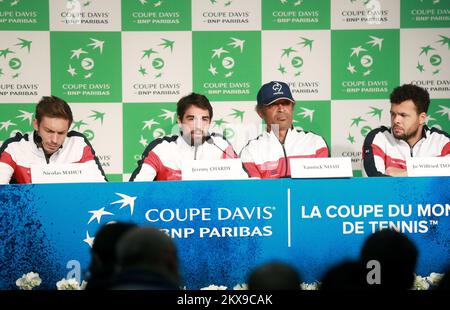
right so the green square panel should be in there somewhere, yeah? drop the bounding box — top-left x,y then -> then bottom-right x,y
331,29 -> 400,100
50,31 -> 122,102
193,31 -> 261,101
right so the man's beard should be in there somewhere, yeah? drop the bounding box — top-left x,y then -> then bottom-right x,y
183,131 -> 205,146
392,126 -> 419,142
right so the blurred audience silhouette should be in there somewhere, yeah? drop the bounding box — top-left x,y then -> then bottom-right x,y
247,262 -> 302,290
85,222 -> 137,290
109,226 -> 181,290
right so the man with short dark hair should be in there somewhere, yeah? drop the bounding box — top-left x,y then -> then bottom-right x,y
130,92 -> 238,181
362,84 -> 449,177
110,227 -> 181,290
240,81 -> 329,178
247,262 -> 302,290
360,229 -> 418,290
85,222 -> 137,290
0,96 -> 107,184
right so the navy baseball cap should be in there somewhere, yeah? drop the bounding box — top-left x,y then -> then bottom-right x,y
256,81 -> 295,107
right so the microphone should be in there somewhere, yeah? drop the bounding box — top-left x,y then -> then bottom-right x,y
205,134 -> 235,159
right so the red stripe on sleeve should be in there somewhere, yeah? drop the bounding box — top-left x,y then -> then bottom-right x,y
76,145 -> 95,163
441,141 -> 450,156
144,151 -> 182,181
242,162 -> 262,178
315,146 -> 329,158
0,151 -> 16,170
371,143 -> 406,170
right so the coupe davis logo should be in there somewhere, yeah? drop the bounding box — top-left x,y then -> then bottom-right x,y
71,109 -> 107,141
211,108 -> 245,140
138,38 -> 175,79
0,107 -> 33,145
66,37 -> 104,80
416,35 -> 450,76
208,37 -> 245,78
346,35 -> 384,77
277,37 -> 313,77
0,37 -> 32,79
139,108 -> 176,147
346,106 -> 383,145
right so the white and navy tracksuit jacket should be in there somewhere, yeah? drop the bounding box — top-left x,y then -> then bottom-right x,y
0,131 -> 107,184
362,125 -> 450,177
239,128 -> 329,179
130,133 -> 238,181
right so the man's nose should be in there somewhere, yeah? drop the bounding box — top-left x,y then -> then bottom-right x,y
194,118 -> 202,129
276,103 -> 285,111
50,133 -> 58,143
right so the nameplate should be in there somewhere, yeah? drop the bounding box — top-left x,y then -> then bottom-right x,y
290,157 -> 353,178
182,159 -> 248,180
406,157 -> 450,177
31,163 -> 102,184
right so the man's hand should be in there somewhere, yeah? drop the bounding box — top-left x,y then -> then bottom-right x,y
385,167 -> 408,177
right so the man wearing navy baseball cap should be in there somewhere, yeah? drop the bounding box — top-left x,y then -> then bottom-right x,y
240,81 -> 329,179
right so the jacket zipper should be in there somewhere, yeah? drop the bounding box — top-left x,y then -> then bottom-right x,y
281,143 -> 288,177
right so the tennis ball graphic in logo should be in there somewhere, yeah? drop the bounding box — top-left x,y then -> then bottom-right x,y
83,129 -> 95,141
360,125 -> 372,137
429,54 -> 442,66
291,56 -> 303,68
222,57 -> 235,70
223,127 -> 235,140
9,58 -> 22,70
152,58 -> 164,70
153,128 -> 166,139
360,55 -> 373,68
81,58 -> 95,70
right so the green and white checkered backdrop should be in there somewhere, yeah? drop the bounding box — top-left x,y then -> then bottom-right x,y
1,0 -> 449,181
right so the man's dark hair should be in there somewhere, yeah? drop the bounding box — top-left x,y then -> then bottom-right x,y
176,92 -> 213,120
389,84 -> 430,114
247,262 -> 302,290
320,260 -> 369,290
360,229 -> 418,290
116,227 -> 180,286
91,222 -> 138,269
35,96 -> 73,126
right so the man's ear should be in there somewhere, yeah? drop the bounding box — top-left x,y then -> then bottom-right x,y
33,119 -> 38,131
419,112 -> 426,125
177,116 -> 181,127
256,107 -> 264,119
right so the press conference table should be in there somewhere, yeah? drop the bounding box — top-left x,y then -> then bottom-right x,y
0,176 -> 448,289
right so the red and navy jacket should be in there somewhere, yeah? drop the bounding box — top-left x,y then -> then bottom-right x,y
362,125 -> 450,177
130,133 -> 238,181
239,128 -> 329,179
0,131 -> 107,184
